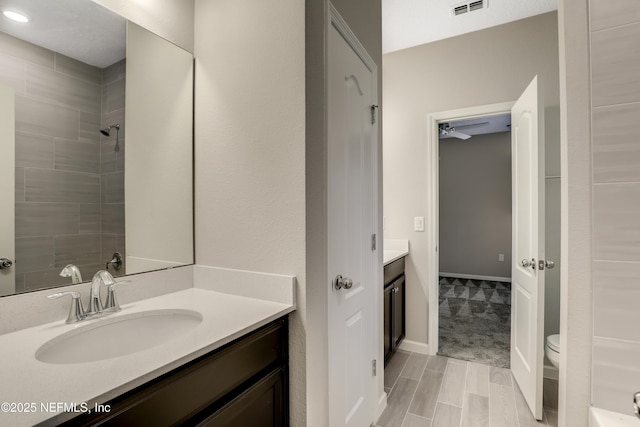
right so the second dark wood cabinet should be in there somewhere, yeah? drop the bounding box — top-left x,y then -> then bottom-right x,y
384,258 -> 406,365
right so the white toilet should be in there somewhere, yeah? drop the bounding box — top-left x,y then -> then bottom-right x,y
545,334 -> 560,369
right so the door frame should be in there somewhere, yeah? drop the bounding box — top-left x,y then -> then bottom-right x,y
328,4 -> 382,423
426,101 -> 515,355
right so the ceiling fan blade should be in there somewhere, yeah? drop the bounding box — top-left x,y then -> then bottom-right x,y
449,130 -> 471,140
454,121 -> 489,129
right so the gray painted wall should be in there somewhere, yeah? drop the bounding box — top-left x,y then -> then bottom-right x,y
439,132 -> 512,279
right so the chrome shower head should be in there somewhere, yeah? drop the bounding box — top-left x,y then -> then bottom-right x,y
99,124 -> 120,137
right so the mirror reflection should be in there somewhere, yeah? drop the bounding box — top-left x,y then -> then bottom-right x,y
0,0 -> 194,297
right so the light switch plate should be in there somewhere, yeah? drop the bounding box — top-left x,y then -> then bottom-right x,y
414,216 -> 425,232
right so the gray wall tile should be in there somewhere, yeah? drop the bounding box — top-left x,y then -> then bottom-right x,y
592,336 -> 640,414
103,171 -> 125,204
15,237 -> 54,273
590,0 -> 640,31
15,132 -> 53,168
593,183 -> 640,261
0,51 -> 25,95
102,203 -> 125,235
54,53 -> 101,85
26,63 -> 101,114
591,23 -> 640,107
54,234 -> 101,267
54,139 -> 99,173
15,95 -> 79,140
15,167 -> 24,202
593,102 -> 640,183
14,274 -> 25,293
102,59 -> 126,85
79,204 -> 101,235
0,31 -> 54,69
25,168 -> 100,203
106,78 -> 125,113
593,260 -> 640,342
16,203 -> 78,237
79,112 -> 100,143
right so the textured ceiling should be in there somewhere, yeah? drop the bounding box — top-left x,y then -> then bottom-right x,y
0,0 -> 125,68
383,0 -> 557,53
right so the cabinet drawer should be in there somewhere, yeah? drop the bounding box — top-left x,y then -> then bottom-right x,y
197,367 -> 287,427
384,257 -> 405,286
64,319 -> 287,427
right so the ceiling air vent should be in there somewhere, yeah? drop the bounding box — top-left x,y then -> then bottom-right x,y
469,0 -> 484,11
451,0 -> 487,16
453,4 -> 468,15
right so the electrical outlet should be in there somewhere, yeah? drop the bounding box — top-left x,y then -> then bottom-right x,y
498,253 -> 505,262
414,216 -> 425,232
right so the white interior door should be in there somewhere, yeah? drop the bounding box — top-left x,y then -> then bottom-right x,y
328,20 -> 377,427
510,76 -> 545,419
0,85 -> 15,296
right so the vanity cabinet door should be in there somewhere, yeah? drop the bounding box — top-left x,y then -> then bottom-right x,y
392,276 -> 405,349
383,284 -> 392,361
197,367 -> 287,427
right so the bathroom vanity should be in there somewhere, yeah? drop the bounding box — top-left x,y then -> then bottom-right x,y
0,266 -> 296,427
62,318 -> 288,426
383,240 -> 409,365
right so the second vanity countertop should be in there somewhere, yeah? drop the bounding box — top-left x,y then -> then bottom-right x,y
0,286 -> 295,427
383,239 -> 409,266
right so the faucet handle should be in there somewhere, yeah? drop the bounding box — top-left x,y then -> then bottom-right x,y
103,280 -> 130,312
48,291 -> 86,323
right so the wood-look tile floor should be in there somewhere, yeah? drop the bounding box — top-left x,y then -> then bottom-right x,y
377,351 -> 558,427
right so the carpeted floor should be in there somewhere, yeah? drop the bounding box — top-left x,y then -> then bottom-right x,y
438,276 -> 511,368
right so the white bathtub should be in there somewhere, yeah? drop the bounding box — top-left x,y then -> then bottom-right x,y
590,407 -> 640,426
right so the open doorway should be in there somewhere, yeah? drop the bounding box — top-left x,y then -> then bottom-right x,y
437,113 -> 513,368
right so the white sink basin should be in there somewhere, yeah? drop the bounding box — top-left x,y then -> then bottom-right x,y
36,309 -> 203,364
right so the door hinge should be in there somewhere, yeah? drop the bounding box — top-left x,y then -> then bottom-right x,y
371,234 -> 377,251
371,104 -> 379,125
372,359 -> 377,376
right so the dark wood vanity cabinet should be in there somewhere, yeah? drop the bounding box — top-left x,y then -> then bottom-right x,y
62,318 -> 289,427
384,257 -> 405,365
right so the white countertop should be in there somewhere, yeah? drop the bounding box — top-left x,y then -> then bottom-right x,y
383,239 -> 409,265
0,287 -> 295,426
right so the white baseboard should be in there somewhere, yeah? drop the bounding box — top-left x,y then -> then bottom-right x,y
376,391 -> 387,421
398,339 -> 430,355
439,272 -> 512,283
544,364 -> 559,380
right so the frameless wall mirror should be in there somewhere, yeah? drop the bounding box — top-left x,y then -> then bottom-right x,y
0,0 -> 194,297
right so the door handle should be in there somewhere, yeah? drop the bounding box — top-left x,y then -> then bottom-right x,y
334,275 -> 354,290
0,258 -> 13,269
521,258 -> 535,270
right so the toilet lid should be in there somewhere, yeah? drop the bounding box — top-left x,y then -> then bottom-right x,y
547,334 -> 560,352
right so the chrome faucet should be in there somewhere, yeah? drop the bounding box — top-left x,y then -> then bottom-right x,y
86,270 -> 115,316
48,270 -> 128,323
59,264 -> 83,284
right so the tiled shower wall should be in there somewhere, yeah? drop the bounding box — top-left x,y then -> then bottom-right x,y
100,59 -> 126,278
590,0 -> 640,414
0,31 -> 125,292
